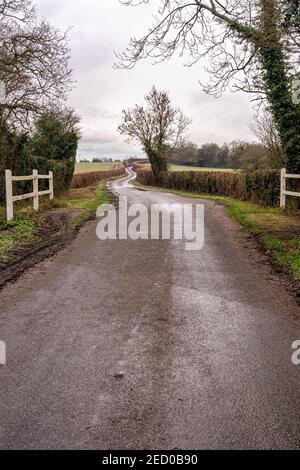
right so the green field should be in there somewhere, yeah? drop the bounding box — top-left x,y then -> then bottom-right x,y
75,162 -> 116,174
169,164 -> 238,172
143,163 -> 238,172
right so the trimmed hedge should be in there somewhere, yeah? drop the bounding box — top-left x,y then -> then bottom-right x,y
136,169 -> 282,207
32,156 -> 75,194
71,167 -> 126,189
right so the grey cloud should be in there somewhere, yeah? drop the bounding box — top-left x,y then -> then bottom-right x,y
36,0 -> 256,160
81,134 -> 118,147
84,107 -> 119,120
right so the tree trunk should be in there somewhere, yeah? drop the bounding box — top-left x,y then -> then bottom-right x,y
260,0 -> 300,173
145,147 -> 168,179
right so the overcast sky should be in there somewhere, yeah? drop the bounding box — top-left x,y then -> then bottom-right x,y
35,0 -> 256,161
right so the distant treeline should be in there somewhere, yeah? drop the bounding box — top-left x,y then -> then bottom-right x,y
170,141 -> 282,171
80,158 -> 122,163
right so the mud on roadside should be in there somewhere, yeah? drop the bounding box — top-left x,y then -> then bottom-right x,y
0,208 -> 90,289
0,176 -> 120,289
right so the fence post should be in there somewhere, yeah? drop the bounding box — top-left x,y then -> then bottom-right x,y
280,168 -> 287,208
33,169 -> 39,211
5,169 -> 13,222
49,171 -> 54,200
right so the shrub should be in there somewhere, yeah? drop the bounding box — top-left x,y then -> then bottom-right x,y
0,156 -> 75,203
0,109 -> 79,204
30,111 -> 80,161
31,156 -> 75,194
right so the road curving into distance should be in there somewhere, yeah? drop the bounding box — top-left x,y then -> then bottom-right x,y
0,168 -> 300,449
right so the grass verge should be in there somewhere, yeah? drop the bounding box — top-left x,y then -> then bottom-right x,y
0,212 -> 38,263
0,179 -> 113,265
63,180 -> 111,214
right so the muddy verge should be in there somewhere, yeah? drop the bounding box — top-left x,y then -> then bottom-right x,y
0,208 -> 91,289
204,198 -> 300,306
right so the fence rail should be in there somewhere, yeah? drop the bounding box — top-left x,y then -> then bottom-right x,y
280,168 -> 300,208
5,169 -> 54,221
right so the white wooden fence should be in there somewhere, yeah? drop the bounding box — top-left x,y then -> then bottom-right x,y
5,169 -> 54,221
280,168 -> 300,208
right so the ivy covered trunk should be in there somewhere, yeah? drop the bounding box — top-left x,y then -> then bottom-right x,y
145,146 -> 168,178
260,0 -> 300,174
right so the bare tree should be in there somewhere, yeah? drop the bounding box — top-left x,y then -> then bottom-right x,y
0,0 -> 73,129
250,109 -> 283,169
116,0 -> 300,173
51,106 -> 81,136
118,86 -> 191,175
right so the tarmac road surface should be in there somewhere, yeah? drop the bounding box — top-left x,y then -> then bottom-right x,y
0,169 -> 300,449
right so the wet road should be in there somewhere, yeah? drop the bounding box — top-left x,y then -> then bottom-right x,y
0,169 -> 300,449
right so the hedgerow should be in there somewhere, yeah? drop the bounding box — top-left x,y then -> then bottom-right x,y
70,167 -> 126,189
136,169 -> 282,207
0,156 -> 75,203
